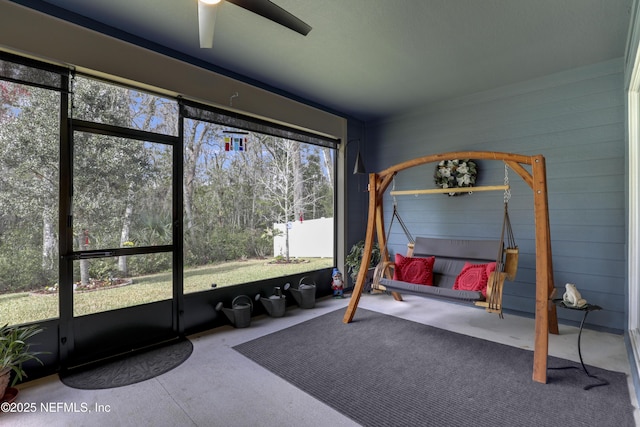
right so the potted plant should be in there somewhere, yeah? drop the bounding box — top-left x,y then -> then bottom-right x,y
0,324 -> 45,398
345,240 -> 381,287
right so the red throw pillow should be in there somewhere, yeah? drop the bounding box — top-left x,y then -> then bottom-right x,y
453,262 -> 492,297
393,253 -> 435,286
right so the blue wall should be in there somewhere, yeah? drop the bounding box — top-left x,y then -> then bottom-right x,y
345,120 -> 369,256
363,58 -> 626,331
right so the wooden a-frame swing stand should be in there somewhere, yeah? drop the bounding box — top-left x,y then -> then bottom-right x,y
343,151 -> 559,384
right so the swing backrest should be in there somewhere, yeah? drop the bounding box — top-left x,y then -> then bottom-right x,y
412,237 -> 501,290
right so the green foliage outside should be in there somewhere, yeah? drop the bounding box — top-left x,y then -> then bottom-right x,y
0,74 -> 334,304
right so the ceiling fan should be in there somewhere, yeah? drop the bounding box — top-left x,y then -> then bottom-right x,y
198,0 -> 312,48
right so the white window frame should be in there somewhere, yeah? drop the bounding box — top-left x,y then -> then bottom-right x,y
627,37 -> 640,381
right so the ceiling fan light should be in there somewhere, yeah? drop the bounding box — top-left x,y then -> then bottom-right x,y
200,0 -> 221,5
198,0 -> 219,48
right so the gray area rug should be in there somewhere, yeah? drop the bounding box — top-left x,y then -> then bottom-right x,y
60,338 -> 193,389
234,309 -> 635,427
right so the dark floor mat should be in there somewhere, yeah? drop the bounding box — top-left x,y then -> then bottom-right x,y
60,338 -> 193,389
234,308 -> 635,427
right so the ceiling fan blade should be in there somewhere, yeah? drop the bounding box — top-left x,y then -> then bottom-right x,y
198,1 -> 219,48
226,0 -> 311,36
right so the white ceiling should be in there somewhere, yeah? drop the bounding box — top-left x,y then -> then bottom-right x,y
18,0 -> 635,121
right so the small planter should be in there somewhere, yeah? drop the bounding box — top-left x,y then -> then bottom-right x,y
0,368 -> 9,400
364,267 -> 376,292
0,324 -> 45,394
345,240 -> 381,287
0,387 -> 18,408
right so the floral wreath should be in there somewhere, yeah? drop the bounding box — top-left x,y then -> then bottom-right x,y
434,159 -> 477,196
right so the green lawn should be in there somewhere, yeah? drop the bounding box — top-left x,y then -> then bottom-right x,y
0,258 -> 333,326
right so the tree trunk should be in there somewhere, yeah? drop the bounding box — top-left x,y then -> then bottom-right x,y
118,181 -> 135,275
183,179 -> 194,231
322,147 -> 334,184
41,176 -> 57,275
184,122 -> 209,231
293,143 -> 304,223
285,222 -> 290,262
79,232 -> 90,286
42,170 -> 58,281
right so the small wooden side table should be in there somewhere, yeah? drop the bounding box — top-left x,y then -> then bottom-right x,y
550,299 -> 609,390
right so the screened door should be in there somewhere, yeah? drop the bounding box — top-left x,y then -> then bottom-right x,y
61,121 -> 181,367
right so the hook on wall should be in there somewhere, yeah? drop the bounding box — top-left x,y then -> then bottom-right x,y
229,92 -> 239,107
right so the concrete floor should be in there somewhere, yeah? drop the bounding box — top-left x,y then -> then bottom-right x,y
5,293 -> 639,426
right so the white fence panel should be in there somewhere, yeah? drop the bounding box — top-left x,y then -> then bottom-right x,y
273,217 -> 333,258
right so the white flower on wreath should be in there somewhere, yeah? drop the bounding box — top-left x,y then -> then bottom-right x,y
439,167 -> 451,178
434,159 -> 477,196
457,174 -> 471,186
456,163 -> 469,174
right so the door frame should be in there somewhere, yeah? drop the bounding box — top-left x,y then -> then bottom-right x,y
59,115 -> 182,368
627,20 -> 640,386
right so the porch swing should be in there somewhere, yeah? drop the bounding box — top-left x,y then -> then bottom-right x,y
371,165 -> 518,317
343,151 -> 559,384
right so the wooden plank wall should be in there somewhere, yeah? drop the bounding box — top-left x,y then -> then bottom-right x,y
363,58 -> 626,331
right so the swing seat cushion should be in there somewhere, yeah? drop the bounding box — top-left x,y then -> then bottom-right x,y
393,254 -> 435,286
380,237 -> 501,302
